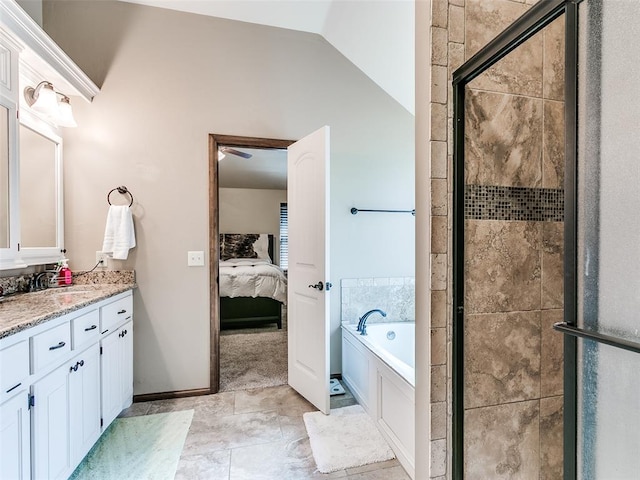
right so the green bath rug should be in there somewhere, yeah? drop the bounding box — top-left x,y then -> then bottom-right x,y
70,409 -> 194,480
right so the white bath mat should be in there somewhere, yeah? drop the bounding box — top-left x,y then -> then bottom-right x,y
329,378 -> 345,396
303,405 -> 395,473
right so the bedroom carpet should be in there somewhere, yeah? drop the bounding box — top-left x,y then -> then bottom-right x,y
69,410 -> 193,480
303,405 -> 396,473
220,330 -> 288,392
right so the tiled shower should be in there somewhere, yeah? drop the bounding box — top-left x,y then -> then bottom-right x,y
460,13 -> 565,479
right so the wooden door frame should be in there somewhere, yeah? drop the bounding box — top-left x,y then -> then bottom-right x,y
208,134 -> 295,393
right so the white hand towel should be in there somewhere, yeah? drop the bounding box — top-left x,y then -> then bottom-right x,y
102,205 -> 136,260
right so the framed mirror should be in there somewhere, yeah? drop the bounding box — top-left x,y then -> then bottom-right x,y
18,110 -> 63,264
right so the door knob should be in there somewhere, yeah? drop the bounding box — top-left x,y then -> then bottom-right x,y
308,282 -> 324,291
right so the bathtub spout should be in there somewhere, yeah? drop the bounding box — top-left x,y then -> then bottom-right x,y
357,309 -> 387,335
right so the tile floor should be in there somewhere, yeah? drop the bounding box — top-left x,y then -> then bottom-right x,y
119,384 -> 411,480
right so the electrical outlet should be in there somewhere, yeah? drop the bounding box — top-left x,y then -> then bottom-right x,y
96,251 -> 109,269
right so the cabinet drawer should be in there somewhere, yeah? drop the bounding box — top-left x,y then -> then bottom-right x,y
71,309 -> 100,351
0,340 -> 29,395
31,322 -> 71,374
101,295 -> 133,335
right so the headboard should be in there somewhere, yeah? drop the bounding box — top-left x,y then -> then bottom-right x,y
219,233 -> 275,262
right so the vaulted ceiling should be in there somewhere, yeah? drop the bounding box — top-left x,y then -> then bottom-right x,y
120,0 -> 415,115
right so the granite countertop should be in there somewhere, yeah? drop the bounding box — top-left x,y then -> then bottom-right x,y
0,283 -> 135,340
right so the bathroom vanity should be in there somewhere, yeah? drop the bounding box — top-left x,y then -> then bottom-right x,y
0,284 -> 134,479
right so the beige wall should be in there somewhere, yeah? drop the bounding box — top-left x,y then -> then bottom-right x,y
219,187 -> 286,263
42,0 -> 415,394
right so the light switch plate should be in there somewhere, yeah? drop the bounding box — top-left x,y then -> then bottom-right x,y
187,251 -> 205,266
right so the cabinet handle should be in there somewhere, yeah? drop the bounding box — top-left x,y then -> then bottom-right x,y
117,309 -> 127,314
6,382 -> 21,393
70,363 -> 78,372
79,360 -> 85,367
49,341 -> 66,350
84,324 -> 97,331
125,316 -> 132,321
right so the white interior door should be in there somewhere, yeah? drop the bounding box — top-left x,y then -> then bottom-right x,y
287,126 -> 330,414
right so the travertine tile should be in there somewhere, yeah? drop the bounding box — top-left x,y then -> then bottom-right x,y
465,90 -> 543,188
465,400 -> 540,479
448,41 -> 465,76
432,27 -> 449,66
431,215 -> 448,254
432,0 -> 449,28
431,102 -> 448,141
542,221 -> 564,309
118,401 -> 151,418
543,16 -> 565,101
174,450 -> 230,480
431,253 -> 448,291
465,311 -> 541,408
431,141 -> 448,179
431,64 -> 448,105
230,437 -> 347,479
449,5 -> 465,43
431,439 -> 447,477
431,365 -> 447,402
346,458 -> 400,475
234,385 -> 314,414
471,31 -> 543,97
465,0 -> 528,59
431,290 -> 447,328
193,391 -> 235,417
348,465 -> 410,479
431,327 -> 447,366
431,179 -> 448,216
543,100 -> 565,190
540,395 -> 563,480
464,220 -> 541,314
431,401 -> 447,440
146,396 -> 197,415
182,410 -> 282,453
541,309 -> 564,397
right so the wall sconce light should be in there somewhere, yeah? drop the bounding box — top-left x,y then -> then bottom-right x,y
24,81 -> 78,128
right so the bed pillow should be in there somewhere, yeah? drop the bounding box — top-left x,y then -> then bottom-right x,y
220,233 -> 272,262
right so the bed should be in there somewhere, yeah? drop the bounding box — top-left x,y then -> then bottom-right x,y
219,233 -> 287,330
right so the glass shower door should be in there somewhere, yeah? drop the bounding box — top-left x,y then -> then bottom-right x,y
560,0 -> 640,477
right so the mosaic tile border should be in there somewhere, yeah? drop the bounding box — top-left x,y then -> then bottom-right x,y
465,185 -> 564,222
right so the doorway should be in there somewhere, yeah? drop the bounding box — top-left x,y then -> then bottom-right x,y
208,134 -> 294,393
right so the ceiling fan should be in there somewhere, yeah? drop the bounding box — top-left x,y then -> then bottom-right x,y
219,147 -> 252,160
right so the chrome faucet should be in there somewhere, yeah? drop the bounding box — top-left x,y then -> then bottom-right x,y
357,309 -> 387,335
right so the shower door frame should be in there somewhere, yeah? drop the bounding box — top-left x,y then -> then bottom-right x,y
450,1 -> 580,479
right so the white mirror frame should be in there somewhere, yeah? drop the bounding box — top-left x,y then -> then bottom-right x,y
18,108 -> 64,266
0,94 -> 22,270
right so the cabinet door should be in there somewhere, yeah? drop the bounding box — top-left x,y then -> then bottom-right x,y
100,328 -> 123,428
101,321 -> 134,429
32,365 -> 71,480
122,320 -> 133,406
0,389 -> 30,480
69,344 -> 101,465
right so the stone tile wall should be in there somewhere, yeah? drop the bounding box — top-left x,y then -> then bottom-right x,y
340,277 -> 415,325
427,0 -> 564,478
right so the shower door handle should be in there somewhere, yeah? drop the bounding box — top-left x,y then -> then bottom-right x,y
308,282 -> 324,291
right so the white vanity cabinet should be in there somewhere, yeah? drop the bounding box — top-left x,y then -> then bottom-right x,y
0,289 -> 133,480
0,386 -> 30,480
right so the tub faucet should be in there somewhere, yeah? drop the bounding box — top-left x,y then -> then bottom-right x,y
357,309 -> 387,335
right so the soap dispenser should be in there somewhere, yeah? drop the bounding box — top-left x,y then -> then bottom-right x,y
58,259 -> 72,286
